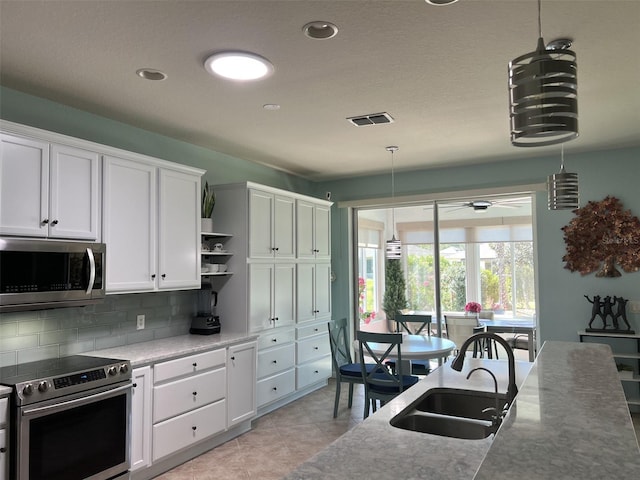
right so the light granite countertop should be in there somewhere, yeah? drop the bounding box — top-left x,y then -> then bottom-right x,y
88,332 -> 258,367
0,385 -> 11,396
285,341 -> 640,479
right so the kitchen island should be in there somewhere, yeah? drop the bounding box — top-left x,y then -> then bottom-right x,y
284,341 -> 640,479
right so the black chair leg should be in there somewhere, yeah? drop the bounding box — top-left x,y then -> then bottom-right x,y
348,383 -> 354,408
333,380 -> 341,418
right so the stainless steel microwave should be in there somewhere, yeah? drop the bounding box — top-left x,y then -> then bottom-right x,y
0,238 -> 105,312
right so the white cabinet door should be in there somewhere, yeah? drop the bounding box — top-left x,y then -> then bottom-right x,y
274,263 -> 296,328
0,427 -> 5,480
296,200 -> 315,259
273,194 -> 295,258
103,156 -> 157,292
158,169 -> 200,290
314,204 -> 331,260
297,263 -> 332,323
49,144 -> 100,240
227,341 -> 257,427
249,264 -> 274,332
248,189 -> 295,259
0,134 -> 49,237
130,366 -> 152,472
249,189 -> 274,258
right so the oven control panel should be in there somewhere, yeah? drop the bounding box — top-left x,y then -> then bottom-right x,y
13,360 -> 131,406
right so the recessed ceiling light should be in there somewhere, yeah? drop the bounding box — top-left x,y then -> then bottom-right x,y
425,0 -> 459,5
302,21 -> 338,40
204,51 -> 274,81
136,68 -> 167,81
263,104 -> 281,110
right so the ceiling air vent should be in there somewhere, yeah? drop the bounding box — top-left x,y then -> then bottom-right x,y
347,112 -> 395,127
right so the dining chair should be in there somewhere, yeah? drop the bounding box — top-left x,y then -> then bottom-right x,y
478,310 -> 499,359
357,331 -> 419,418
328,318 -> 382,418
388,313 -> 432,375
444,314 -> 485,357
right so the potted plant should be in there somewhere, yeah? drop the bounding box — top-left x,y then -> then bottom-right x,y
383,258 -> 407,330
201,181 -> 215,232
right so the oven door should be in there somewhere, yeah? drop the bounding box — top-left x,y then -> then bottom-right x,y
16,381 -> 131,480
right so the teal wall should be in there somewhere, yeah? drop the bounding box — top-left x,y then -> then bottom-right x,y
2,86 -> 640,351
0,87 -> 313,194
315,148 -> 640,346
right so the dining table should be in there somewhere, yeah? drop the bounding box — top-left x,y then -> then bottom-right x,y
480,318 -> 537,361
363,333 -> 456,368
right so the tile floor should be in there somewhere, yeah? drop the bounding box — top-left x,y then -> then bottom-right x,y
155,379 -> 366,479
156,367 -> 640,479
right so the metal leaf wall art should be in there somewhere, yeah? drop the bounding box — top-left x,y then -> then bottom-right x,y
562,196 -> 640,277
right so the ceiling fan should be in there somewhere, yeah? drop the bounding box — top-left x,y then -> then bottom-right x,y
438,197 -> 530,213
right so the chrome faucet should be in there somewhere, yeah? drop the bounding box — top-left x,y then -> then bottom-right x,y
451,332 -> 518,406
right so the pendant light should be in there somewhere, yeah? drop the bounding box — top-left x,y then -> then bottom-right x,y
385,146 -> 402,259
508,0 -> 578,147
547,144 -> 579,210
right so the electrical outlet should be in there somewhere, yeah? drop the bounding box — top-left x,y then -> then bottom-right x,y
136,314 -> 145,330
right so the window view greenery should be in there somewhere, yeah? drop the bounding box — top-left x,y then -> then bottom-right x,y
356,196 -> 535,330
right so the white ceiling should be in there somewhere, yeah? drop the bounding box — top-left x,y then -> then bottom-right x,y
1,0 -> 639,181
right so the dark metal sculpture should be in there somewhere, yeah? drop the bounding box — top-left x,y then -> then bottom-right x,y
585,294 -> 635,333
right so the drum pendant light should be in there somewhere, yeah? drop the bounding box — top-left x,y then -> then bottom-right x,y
508,0 -> 578,147
547,144 -> 579,210
385,146 -> 402,259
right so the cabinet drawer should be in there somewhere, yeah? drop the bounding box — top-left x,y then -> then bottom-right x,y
296,322 -> 327,340
296,333 -> 331,364
257,369 -> 295,407
0,397 -> 7,425
258,328 -> 295,350
257,343 -> 295,379
154,349 -> 226,383
296,355 -> 332,390
153,368 -> 226,422
152,399 -> 226,461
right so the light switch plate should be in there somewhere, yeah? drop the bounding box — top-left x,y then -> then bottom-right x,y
629,301 -> 640,314
136,314 -> 145,330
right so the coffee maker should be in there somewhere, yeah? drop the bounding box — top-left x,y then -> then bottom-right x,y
190,284 -> 221,335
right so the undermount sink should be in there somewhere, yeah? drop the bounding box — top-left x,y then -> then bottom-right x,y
415,387 -> 507,421
390,412 -> 494,440
390,387 -> 507,440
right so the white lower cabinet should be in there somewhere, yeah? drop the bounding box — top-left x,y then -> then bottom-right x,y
227,341 -> 257,427
151,349 -> 227,462
256,328 -> 296,408
0,395 -> 7,480
295,320 -> 332,390
152,400 -> 226,462
131,366 -> 152,472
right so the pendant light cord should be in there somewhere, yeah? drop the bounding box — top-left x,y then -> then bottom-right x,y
537,0 -> 542,38
391,148 -> 396,233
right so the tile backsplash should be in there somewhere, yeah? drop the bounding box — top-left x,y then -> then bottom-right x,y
0,290 -> 196,367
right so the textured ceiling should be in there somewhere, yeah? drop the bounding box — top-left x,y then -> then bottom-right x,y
1,0 -> 639,180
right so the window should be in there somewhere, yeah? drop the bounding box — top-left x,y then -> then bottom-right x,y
355,195 -> 535,329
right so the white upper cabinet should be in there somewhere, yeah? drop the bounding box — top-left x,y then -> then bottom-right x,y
103,155 -> 201,293
296,200 -> 331,260
296,263 -> 332,324
158,169 -> 201,289
249,189 -> 295,259
0,134 -> 100,240
248,263 -> 295,332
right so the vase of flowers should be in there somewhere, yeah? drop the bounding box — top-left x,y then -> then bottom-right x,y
464,302 -> 482,317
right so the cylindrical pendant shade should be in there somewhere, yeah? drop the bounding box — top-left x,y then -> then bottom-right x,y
547,169 -> 579,210
386,236 -> 402,259
509,38 -> 578,147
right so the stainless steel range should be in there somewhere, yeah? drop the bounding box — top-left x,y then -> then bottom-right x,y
0,355 -> 132,480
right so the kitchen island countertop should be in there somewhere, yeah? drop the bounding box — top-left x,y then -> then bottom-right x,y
284,341 -> 640,479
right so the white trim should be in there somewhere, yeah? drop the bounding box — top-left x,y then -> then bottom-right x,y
338,183 -> 545,209
0,119 -> 205,176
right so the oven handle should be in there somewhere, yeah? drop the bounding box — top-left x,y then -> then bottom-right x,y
21,383 -> 131,417
86,247 -> 96,295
